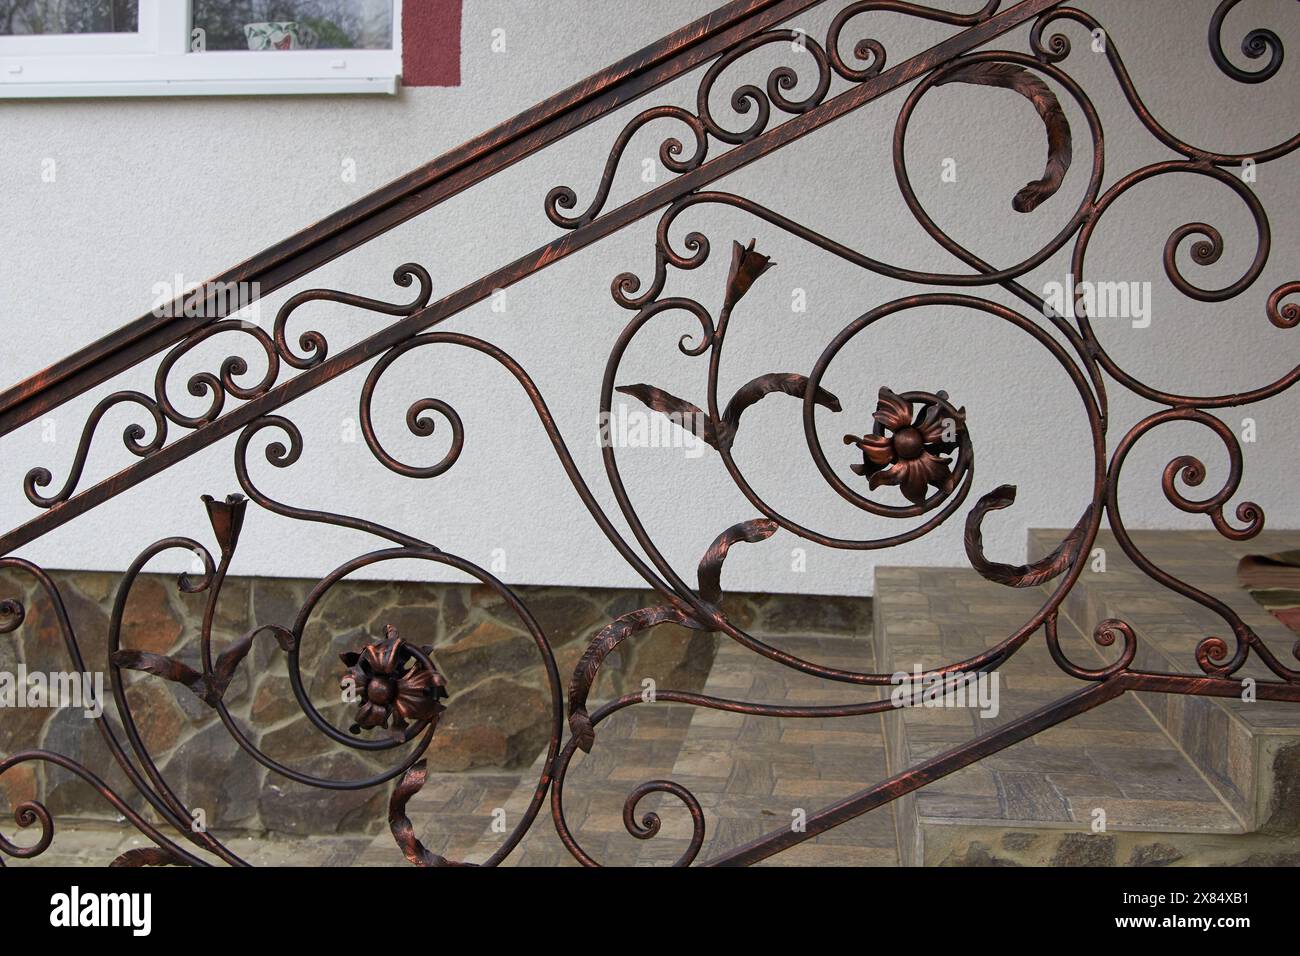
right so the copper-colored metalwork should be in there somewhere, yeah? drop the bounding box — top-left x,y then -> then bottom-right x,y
844,388 -> 965,505
340,627 -> 448,737
2,0 -> 1298,868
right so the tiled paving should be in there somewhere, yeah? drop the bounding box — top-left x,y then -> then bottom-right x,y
18,822 -> 376,868
472,703 -> 698,866
7,615 -> 893,868
21,772 -> 527,867
14,770 -> 527,867
666,635 -> 898,867
355,770 -> 525,866
462,625 -> 897,866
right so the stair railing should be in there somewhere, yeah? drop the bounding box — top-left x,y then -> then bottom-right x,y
1,0 -> 1297,867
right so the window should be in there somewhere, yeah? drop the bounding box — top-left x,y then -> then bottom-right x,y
0,0 -> 403,96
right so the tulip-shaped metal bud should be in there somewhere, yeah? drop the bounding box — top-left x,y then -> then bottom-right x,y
201,493 -> 248,558
723,238 -> 775,310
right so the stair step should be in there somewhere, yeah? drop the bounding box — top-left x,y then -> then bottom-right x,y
874,566 -> 1248,867
1029,528 -> 1300,831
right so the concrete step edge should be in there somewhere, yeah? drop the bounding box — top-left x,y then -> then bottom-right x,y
1027,527 -> 1300,832
872,564 -> 1245,865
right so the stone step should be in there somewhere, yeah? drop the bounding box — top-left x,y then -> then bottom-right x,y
1028,528 -> 1300,833
870,565 -> 1285,867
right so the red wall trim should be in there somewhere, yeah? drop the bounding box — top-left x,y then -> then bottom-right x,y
402,0 -> 463,87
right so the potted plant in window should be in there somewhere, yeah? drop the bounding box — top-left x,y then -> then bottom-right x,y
243,20 -> 320,51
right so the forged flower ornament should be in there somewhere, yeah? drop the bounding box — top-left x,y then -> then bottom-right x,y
341,624 -> 448,736
845,387 -> 965,505
111,491 -> 296,708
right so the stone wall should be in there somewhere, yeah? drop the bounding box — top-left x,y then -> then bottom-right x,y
0,567 -> 722,836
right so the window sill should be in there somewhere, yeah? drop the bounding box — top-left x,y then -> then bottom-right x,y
0,49 -> 404,98
0,75 -> 399,98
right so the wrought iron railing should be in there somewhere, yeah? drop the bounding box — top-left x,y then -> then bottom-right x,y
1,0 -> 1298,867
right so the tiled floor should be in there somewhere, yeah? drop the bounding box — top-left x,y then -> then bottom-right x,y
18,823 -> 375,868
477,703 -> 699,866
395,629 -> 899,868
12,625 -> 895,868
668,635 -> 899,867
458,630 -> 899,867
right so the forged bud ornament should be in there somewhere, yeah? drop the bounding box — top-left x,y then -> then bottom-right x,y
723,238 -> 775,309
201,493 -> 248,557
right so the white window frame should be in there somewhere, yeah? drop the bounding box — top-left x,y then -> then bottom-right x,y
0,0 -> 402,97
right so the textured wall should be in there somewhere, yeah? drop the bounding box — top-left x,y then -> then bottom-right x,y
1,0 -> 1297,596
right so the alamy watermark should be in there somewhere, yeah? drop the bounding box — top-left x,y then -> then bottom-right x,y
600,405 -> 708,458
1042,275 -> 1152,329
890,665 -> 1000,718
50,886 -> 151,936
150,273 -> 261,320
0,665 -> 103,718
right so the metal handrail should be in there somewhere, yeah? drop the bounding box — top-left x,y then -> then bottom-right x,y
0,0 -> 820,437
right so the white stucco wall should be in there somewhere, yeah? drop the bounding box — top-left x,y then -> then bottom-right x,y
1,0 -> 1297,597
